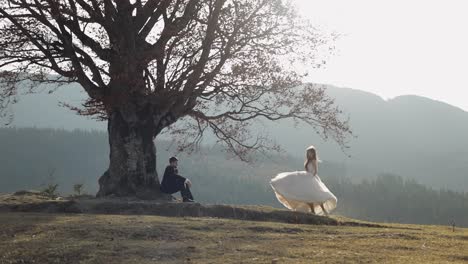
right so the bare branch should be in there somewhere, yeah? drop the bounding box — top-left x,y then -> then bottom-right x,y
1,0 -> 351,161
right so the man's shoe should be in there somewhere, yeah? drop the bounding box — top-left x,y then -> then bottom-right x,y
183,199 -> 195,203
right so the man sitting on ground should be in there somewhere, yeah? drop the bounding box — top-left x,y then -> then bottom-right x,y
160,157 -> 195,202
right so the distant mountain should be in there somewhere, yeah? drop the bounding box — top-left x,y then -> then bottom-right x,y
2,83 -> 467,191
267,85 -> 468,191
5,83 -> 106,131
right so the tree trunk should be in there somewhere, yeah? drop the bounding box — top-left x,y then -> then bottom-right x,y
96,107 -> 168,200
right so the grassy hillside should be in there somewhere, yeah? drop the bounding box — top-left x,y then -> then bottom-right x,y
1,212 -> 467,263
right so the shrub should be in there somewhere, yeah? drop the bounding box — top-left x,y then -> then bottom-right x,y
42,183 -> 59,197
73,184 -> 84,196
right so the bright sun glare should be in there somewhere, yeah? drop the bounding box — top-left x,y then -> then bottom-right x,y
293,0 -> 468,111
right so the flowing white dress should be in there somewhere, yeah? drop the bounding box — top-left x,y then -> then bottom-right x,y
270,163 -> 337,215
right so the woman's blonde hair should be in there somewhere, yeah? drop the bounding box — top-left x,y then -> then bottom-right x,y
304,145 -> 319,170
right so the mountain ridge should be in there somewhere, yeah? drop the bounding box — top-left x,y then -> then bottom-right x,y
2,82 -> 467,191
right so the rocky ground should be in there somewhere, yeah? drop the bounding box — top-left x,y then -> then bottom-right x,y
0,191 -> 357,226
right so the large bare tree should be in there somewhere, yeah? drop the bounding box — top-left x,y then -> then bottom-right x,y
0,0 -> 351,198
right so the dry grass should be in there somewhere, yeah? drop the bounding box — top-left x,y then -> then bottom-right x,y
0,213 -> 467,264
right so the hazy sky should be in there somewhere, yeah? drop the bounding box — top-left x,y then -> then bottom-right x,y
294,0 -> 468,111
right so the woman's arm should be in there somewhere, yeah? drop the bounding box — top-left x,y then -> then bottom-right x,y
312,160 -> 318,176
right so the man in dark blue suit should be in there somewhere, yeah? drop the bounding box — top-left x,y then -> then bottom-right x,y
160,157 -> 194,202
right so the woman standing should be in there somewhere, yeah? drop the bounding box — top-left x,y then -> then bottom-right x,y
270,146 -> 337,215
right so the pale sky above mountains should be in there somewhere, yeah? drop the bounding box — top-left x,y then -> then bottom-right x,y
294,0 -> 468,111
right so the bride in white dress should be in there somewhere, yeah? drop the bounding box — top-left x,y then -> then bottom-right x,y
270,146 -> 337,215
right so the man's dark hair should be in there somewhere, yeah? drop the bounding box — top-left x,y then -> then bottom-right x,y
169,157 -> 178,163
